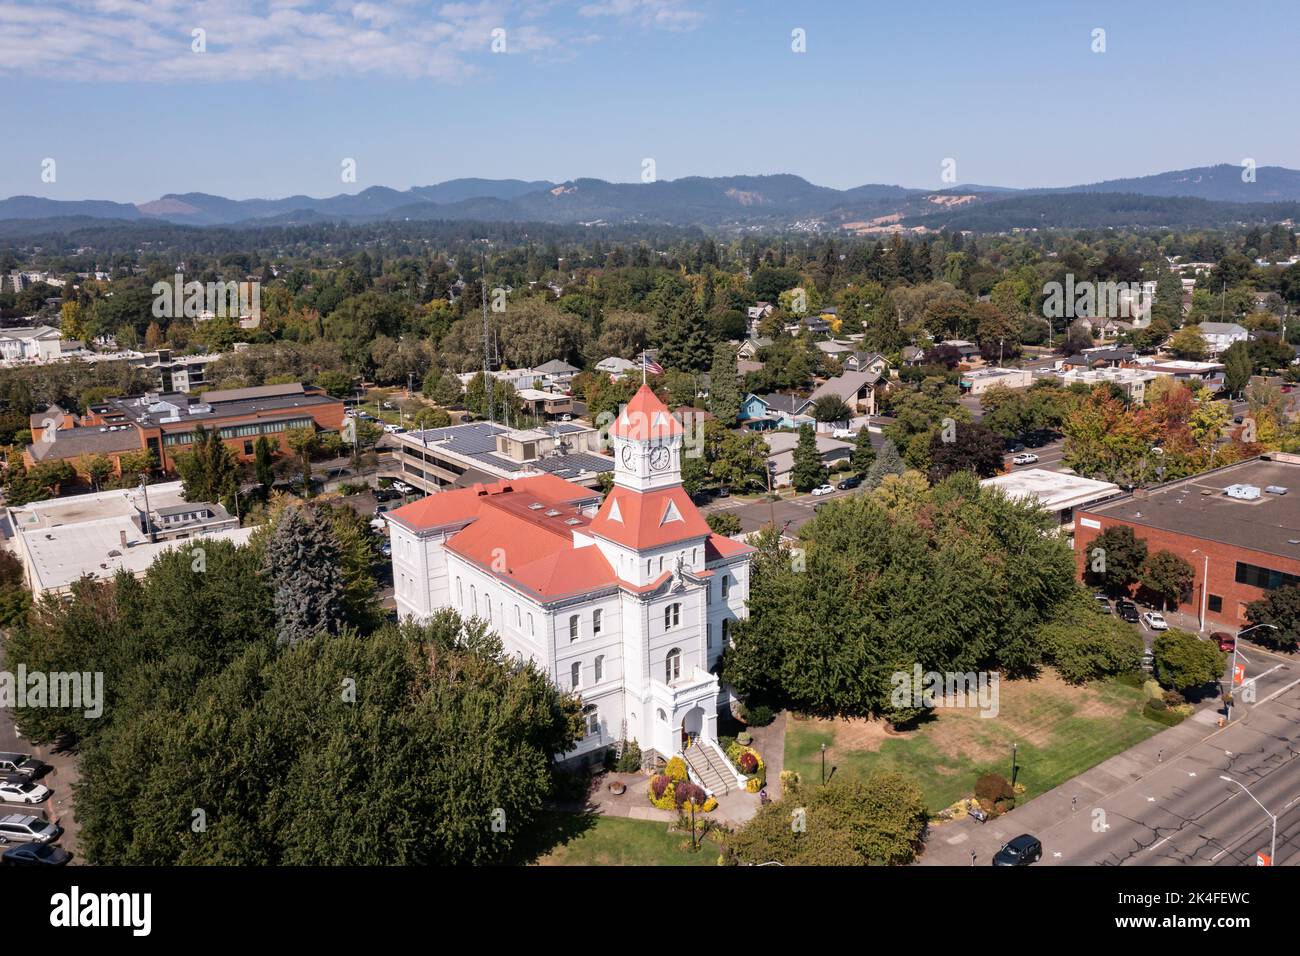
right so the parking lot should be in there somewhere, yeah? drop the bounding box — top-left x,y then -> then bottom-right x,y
0,696 -> 79,862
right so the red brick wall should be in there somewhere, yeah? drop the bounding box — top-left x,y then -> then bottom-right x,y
1073,513 -> 1300,630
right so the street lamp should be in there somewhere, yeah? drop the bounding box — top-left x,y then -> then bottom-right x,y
1010,742 -> 1018,787
820,742 -> 827,785
1220,775 -> 1276,865
1190,548 -> 1210,633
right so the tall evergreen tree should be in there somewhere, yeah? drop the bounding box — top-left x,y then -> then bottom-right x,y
866,438 -> 905,488
707,342 -> 741,425
850,428 -> 876,476
263,506 -> 347,648
790,424 -> 825,492
254,435 -> 276,491
656,294 -> 714,372
176,424 -> 240,513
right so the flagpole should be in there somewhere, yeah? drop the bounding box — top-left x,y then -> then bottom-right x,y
642,350 -> 646,386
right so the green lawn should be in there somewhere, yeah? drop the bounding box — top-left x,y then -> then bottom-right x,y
533,813 -> 719,866
785,672 -> 1160,813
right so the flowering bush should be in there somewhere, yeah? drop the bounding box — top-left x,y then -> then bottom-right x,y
665,756 -> 688,782
738,751 -> 758,774
650,774 -> 672,800
675,781 -> 707,810
726,743 -> 766,792
649,773 -> 716,813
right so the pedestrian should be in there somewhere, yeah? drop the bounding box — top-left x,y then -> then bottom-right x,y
1072,795 -> 1077,813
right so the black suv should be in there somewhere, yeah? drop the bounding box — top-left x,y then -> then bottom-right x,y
993,834 -> 1042,866
836,475 -> 862,490
1117,600 -> 1140,624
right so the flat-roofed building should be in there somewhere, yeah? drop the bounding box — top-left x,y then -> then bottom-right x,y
1060,366 -> 1158,405
980,468 -> 1121,534
3,481 -> 252,597
960,367 -> 1034,395
1073,454 -> 1300,632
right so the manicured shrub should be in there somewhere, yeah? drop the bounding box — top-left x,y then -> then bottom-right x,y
650,775 -> 672,801
1143,702 -> 1185,726
675,781 -> 707,810
665,756 -> 688,782
974,773 -> 1014,808
736,732 -> 752,746
745,704 -> 775,727
614,740 -> 642,773
738,751 -> 759,774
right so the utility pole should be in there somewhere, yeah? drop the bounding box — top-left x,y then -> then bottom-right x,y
480,249 -> 493,424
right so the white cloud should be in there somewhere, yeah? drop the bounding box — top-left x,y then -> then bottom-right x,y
0,0 -> 705,81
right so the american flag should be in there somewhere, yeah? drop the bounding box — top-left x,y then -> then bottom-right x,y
642,353 -> 664,376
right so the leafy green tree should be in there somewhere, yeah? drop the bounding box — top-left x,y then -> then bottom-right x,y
1085,525 -> 1148,595
1221,341 -> 1252,398
76,453 -> 114,492
1153,628 -> 1223,693
175,424 -> 240,513
1170,325 -> 1208,361
262,506 -> 347,647
1244,585 -> 1300,650
790,424 -> 824,492
811,394 -> 852,423
1140,550 -> 1194,611
464,372 -> 519,422
729,773 -> 927,866
284,427 -> 319,488
706,511 -> 743,536
711,426 -> 768,492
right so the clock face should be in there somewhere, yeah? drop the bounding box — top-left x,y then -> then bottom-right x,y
620,445 -> 635,468
649,445 -> 671,471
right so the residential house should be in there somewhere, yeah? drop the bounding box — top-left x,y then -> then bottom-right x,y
763,431 -> 852,487
805,369 -> 887,418
1194,322 -> 1249,356
738,393 -> 813,430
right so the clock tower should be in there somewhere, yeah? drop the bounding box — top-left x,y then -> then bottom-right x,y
609,385 -> 683,493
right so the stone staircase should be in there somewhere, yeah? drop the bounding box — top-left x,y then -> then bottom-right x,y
683,739 -> 735,796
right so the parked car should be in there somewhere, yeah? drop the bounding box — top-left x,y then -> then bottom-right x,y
1141,650 -> 1155,671
836,475 -> 862,490
373,488 -> 400,502
559,414 -> 573,422
0,754 -> 50,780
1011,453 -> 1039,466
1143,611 -> 1168,630
810,484 -> 835,497
831,428 -> 854,439
380,541 -> 392,558
992,834 -> 1042,866
0,777 -> 50,805
0,843 -> 71,866
1093,594 -> 1112,613
392,481 -> 413,495
1212,631 -> 1236,652
1118,601 -> 1141,624
0,813 -> 62,845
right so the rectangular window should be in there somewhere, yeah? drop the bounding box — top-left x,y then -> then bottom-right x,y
569,615 -> 579,641
1208,594 -> 1223,613
1235,561 -> 1300,591
592,609 -> 603,635
706,623 -> 713,649
721,574 -> 730,599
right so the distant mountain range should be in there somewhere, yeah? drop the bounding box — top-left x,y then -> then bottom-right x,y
3,165 -> 1300,233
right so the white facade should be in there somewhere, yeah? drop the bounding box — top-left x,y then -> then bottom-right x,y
387,387 -> 754,766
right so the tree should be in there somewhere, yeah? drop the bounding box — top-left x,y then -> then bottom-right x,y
711,426 -> 768,492
850,428 -> 876,477
175,425 -> 240,513
729,773 -> 928,866
76,453 -> 114,492
254,436 -> 276,491
928,421 -> 1006,482
1169,325 -> 1208,361
1140,550 -> 1194,611
865,438 -> 904,488
1085,525 -> 1148,595
1244,585 -> 1300,650
706,511 -> 742,536
811,394 -> 852,423
262,506 -> 347,647
1221,340 -> 1252,398
790,424 -> 824,492
284,427 -> 319,489
464,372 -> 519,422
707,343 -> 741,425
1153,628 -> 1223,693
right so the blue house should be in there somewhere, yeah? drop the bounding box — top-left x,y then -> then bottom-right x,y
738,392 -> 812,430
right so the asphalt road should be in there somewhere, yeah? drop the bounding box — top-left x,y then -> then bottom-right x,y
0,690 -> 80,860
922,646 -> 1300,866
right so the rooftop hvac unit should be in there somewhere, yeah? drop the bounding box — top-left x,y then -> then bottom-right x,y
1225,483 -> 1262,501
1266,485 -> 1289,495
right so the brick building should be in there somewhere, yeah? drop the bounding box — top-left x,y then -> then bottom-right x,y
1073,454 -> 1300,631
26,382 -> 345,476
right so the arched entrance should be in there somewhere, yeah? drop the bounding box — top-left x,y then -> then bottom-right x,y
681,706 -> 705,750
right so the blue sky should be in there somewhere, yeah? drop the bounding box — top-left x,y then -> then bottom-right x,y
2,0 -> 1296,202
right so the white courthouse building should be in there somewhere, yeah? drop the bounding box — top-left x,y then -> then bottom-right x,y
385,386 -> 755,771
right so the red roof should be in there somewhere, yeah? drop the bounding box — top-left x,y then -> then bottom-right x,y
587,484 -> 712,550
608,384 -> 683,441
705,532 -> 755,561
386,474 -> 593,532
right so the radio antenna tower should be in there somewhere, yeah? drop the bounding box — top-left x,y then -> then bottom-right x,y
480,248 -> 494,423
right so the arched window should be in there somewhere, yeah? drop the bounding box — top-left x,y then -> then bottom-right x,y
515,605 -> 521,628
665,647 -> 681,682
571,661 -> 581,689
592,609 -> 603,635
664,603 -> 680,629
469,585 -> 476,613
569,614 -> 580,641
594,655 -> 604,682
721,574 -> 730,599
582,703 -> 599,737
456,577 -> 463,606
527,613 -> 535,637
656,708 -> 667,722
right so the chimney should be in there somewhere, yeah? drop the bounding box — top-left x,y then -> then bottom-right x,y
119,529 -> 129,549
